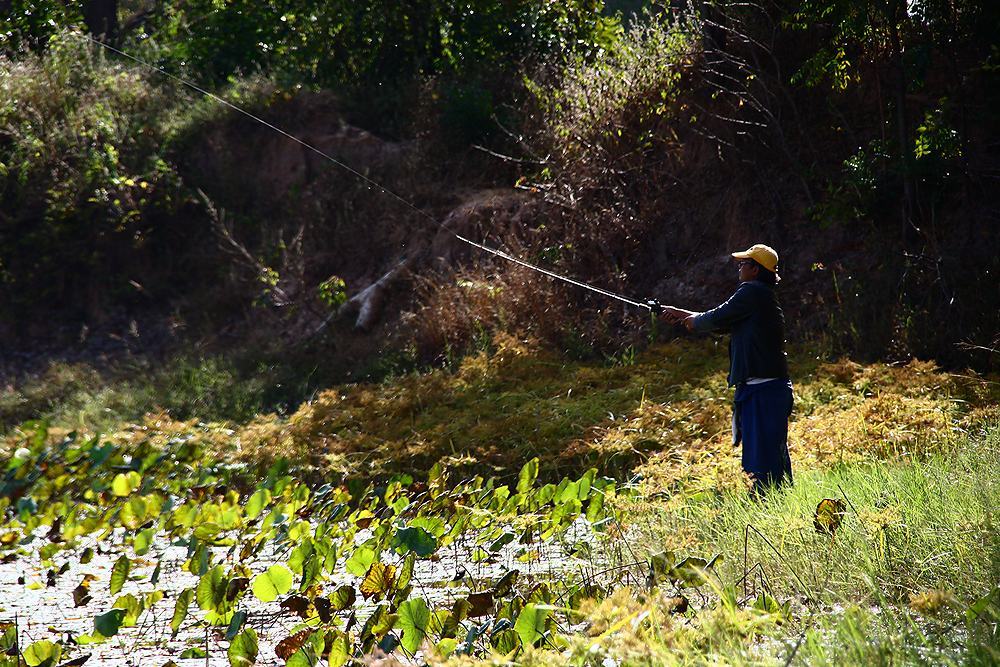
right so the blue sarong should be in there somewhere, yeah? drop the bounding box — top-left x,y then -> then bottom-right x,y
732,379 -> 793,489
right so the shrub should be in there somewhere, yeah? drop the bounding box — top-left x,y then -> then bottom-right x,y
0,31 -> 184,325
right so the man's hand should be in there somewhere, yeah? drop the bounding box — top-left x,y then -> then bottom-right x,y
660,306 -> 699,327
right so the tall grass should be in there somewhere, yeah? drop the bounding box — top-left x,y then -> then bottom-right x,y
610,422 -> 1000,665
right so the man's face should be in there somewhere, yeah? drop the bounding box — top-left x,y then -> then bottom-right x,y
738,259 -> 759,282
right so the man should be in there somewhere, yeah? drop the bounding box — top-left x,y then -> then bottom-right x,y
660,244 -> 793,492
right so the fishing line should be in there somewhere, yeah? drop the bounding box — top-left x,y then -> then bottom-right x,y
455,235 -> 649,310
86,35 -> 658,313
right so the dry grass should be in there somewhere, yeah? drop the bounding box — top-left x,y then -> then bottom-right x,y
8,335 -> 993,494
219,336 -> 999,489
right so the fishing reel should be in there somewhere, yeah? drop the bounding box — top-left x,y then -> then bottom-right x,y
646,299 -> 664,315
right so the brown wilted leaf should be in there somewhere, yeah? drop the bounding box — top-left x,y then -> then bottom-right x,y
275,629 -> 312,661
466,591 -> 494,617
666,595 -> 688,614
226,577 -> 250,601
814,498 -> 847,535
314,596 -> 332,623
280,595 -> 311,618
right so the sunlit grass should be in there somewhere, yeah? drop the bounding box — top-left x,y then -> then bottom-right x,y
5,334 -> 997,489
453,422 -> 999,666
1,337 -> 997,665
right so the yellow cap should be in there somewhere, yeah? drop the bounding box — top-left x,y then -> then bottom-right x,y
731,244 -> 778,273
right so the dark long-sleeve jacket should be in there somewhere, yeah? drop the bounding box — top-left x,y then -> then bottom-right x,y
691,280 -> 789,386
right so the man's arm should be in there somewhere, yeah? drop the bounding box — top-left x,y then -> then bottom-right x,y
660,306 -> 701,331
661,284 -> 756,332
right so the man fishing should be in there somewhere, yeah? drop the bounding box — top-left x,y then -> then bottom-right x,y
660,244 -> 793,492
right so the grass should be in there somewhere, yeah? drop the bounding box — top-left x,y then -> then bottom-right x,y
235,335 -> 998,482
1,335 -> 997,665
5,333 -> 997,483
474,422 -> 1000,667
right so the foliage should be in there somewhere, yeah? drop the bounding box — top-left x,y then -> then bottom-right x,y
0,1 -> 81,54
0,338 -> 996,664
147,0 -> 618,86
513,10 -> 695,277
2,1 -> 619,94
0,30 -> 184,322
0,421 -> 621,664
786,0 -> 998,90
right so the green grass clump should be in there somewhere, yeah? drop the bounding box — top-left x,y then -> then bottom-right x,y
602,422 -> 1000,666
0,355 -> 274,434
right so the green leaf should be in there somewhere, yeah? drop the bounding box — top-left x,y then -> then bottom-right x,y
647,550 -> 676,586
396,597 -> 431,654
585,488 -> 606,522
491,628 -> 519,655
286,648 -> 319,667
489,531 -> 515,553
514,603 -> 550,648
228,627 -> 258,666
577,468 -> 597,500
113,593 -> 143,626
752,593 -> 790,622
436,637 -> 459,657
251,564 -> 293,603
517,458 -> 539,494
22,640 -> 61,667
410,516 -> 447,537
329,585 -> 357,611
396,553 -> 416,594
392,526 -> 438,557
492,569 -> 519,597
171,588 -> 194,636
246,488 -> 271,520
110,555 -> 130,595
0,623 -> 15,654
226,610 -> 248,641
94,608 -> 126,638
111,471 -> 142,497
967,586 -> 1000,623
360,604 -> 394,642
327,630 -> 351,667
197,565 -> 229,611
344,545 -> 376,577
134,527 -> 156,556
669,556 -> 719,587
194,522 -> 222,541
120,496 -> 148,530
555,479 -> 580,504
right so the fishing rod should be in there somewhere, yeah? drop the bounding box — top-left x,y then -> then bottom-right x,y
85,35 -> 665,316
454,235 -> 661,313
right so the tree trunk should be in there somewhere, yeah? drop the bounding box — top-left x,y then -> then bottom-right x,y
82,0 -> 118,43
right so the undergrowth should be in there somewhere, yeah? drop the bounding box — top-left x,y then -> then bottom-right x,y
1,336 -> 997,665
6,333 -> 997,489
503,422 -> 1000,666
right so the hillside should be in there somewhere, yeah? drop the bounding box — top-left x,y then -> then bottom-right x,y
1,2 -> 998,373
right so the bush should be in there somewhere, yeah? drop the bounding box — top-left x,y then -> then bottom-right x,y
0,31 -> 184,325
141,0 -> 617,87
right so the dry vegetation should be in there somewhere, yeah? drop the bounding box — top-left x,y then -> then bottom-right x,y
17,334 -> 984,494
